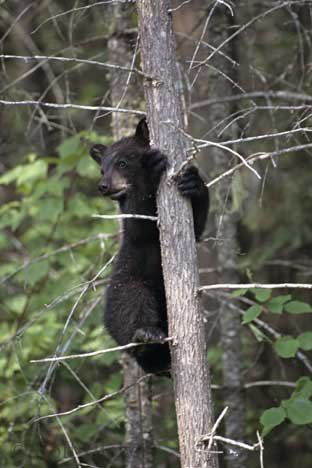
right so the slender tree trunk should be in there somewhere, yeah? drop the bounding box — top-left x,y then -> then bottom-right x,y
107,5 -> 153,467
1,1 -> 66,153
136,2 -> 218,468
201,6 -> 247,468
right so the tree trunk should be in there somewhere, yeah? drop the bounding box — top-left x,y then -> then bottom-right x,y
107,5 -> 153,467
136,2 -> 218,468
199,6 -> 247,468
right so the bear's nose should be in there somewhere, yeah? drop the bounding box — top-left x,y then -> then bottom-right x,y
99,182 -> 108,194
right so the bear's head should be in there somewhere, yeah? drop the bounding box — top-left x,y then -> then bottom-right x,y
90,118 -> 150,200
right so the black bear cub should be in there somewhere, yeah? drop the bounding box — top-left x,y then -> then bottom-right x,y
90,119 -> 209,375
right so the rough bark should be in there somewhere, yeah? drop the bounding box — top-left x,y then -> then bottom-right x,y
199,6 -> 247,468
107,5 -> 153,467
121,354 -> 153,468
136,2 -> 218,468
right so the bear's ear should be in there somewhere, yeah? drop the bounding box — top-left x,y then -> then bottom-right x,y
89,144 -> 107,165
135,117 -> 149,146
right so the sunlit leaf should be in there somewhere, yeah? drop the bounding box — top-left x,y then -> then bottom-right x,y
251,288 -> 272,302
283,398 -> 312,425
292,377 -> 312,399
58,135 -> 80,158
231,288 -> 248,297
267,294 -> 292,314
298,332 -> 312,351
17,260 -> 50,286
284,301 -> 312,314
274,336 -> 299,358
242,304 -> 262,324
260,407 -> 286,436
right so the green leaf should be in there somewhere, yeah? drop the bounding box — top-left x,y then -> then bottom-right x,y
35,177 -> 70,198
0,159 -> 48,187
274,336 -> 299,358
17,260 -> 50,286
260,407 -> 286,436
298,332 -> 312,351
249,324 -> 267,342
242,304 -> 262,324
16,160 -> 48,186
251,288 -> 272,302
292,377 -> 312,399
0,323 -> 12,341
0,166 -> 24,185
284,301 -> 312,314
77,156 -> 99,179
58,136 -> 80,158
5,295 -> 27,314
283,398 -> 312,425
267,294 -> 292,314
0,206 -> 26,231
68,194 -> 92,219
230,288 -> 248,298
37,198 -> 64,222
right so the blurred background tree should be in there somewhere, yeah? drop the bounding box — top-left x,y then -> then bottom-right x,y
0,1 -> 312,467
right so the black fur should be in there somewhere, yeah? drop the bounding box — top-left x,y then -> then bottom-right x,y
90,119 -> 209,374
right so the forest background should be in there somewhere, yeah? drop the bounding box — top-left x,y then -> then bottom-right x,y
0,1 -> 312,467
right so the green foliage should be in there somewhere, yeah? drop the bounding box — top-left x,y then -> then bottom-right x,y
273,332 -> 312,356
260,407 -> 286,436
261,378 -> 312,435
242,304 -> 262,324
274,336 -> 299,358
284,301 -> 312,314
251,288 -> 272,303
267,294 -> 292,314
298,332 -> 312,351
236,288 -> 312,437
282,398 -> 312,425
0,132 -> 123,466
236,289 -> 312,323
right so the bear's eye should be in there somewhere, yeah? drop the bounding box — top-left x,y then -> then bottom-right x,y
118,160 -> 127,169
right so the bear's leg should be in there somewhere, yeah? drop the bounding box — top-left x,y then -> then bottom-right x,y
176,166 -> 209,241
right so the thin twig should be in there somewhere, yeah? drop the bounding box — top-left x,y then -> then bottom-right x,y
207,406 -> 228,452
208,127 -> 312,147
257,431 -> 264,468
0,233 -> 113,284
209,293 -> 312,375
34,373 -> 153,422
63,254 -> 115,333
192,2 -> 300,70
199,282 -> 312,292
190,90 -> 312,110
92,213 -> 157,221
31,1 -> 124,34
206,142 -> 312,188
0,54 -> 152,79
38,295 -> 103,395
211,380 -> 296,390
31,337 -> 173,363
208,435 -> 261,452
169,122 -> 262,180
0,99 -> 145,115
244,380 -> 296,389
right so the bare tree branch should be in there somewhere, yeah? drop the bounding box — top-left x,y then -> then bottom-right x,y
200,282 -> 312,292
0,99 -> 144,114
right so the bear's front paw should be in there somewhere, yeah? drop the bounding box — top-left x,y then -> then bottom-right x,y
144,150 -> 168,179
133,327 -> 167,344
176,166 -> 206,198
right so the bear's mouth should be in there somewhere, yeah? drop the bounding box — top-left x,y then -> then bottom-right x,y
109,188 -> 128,200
